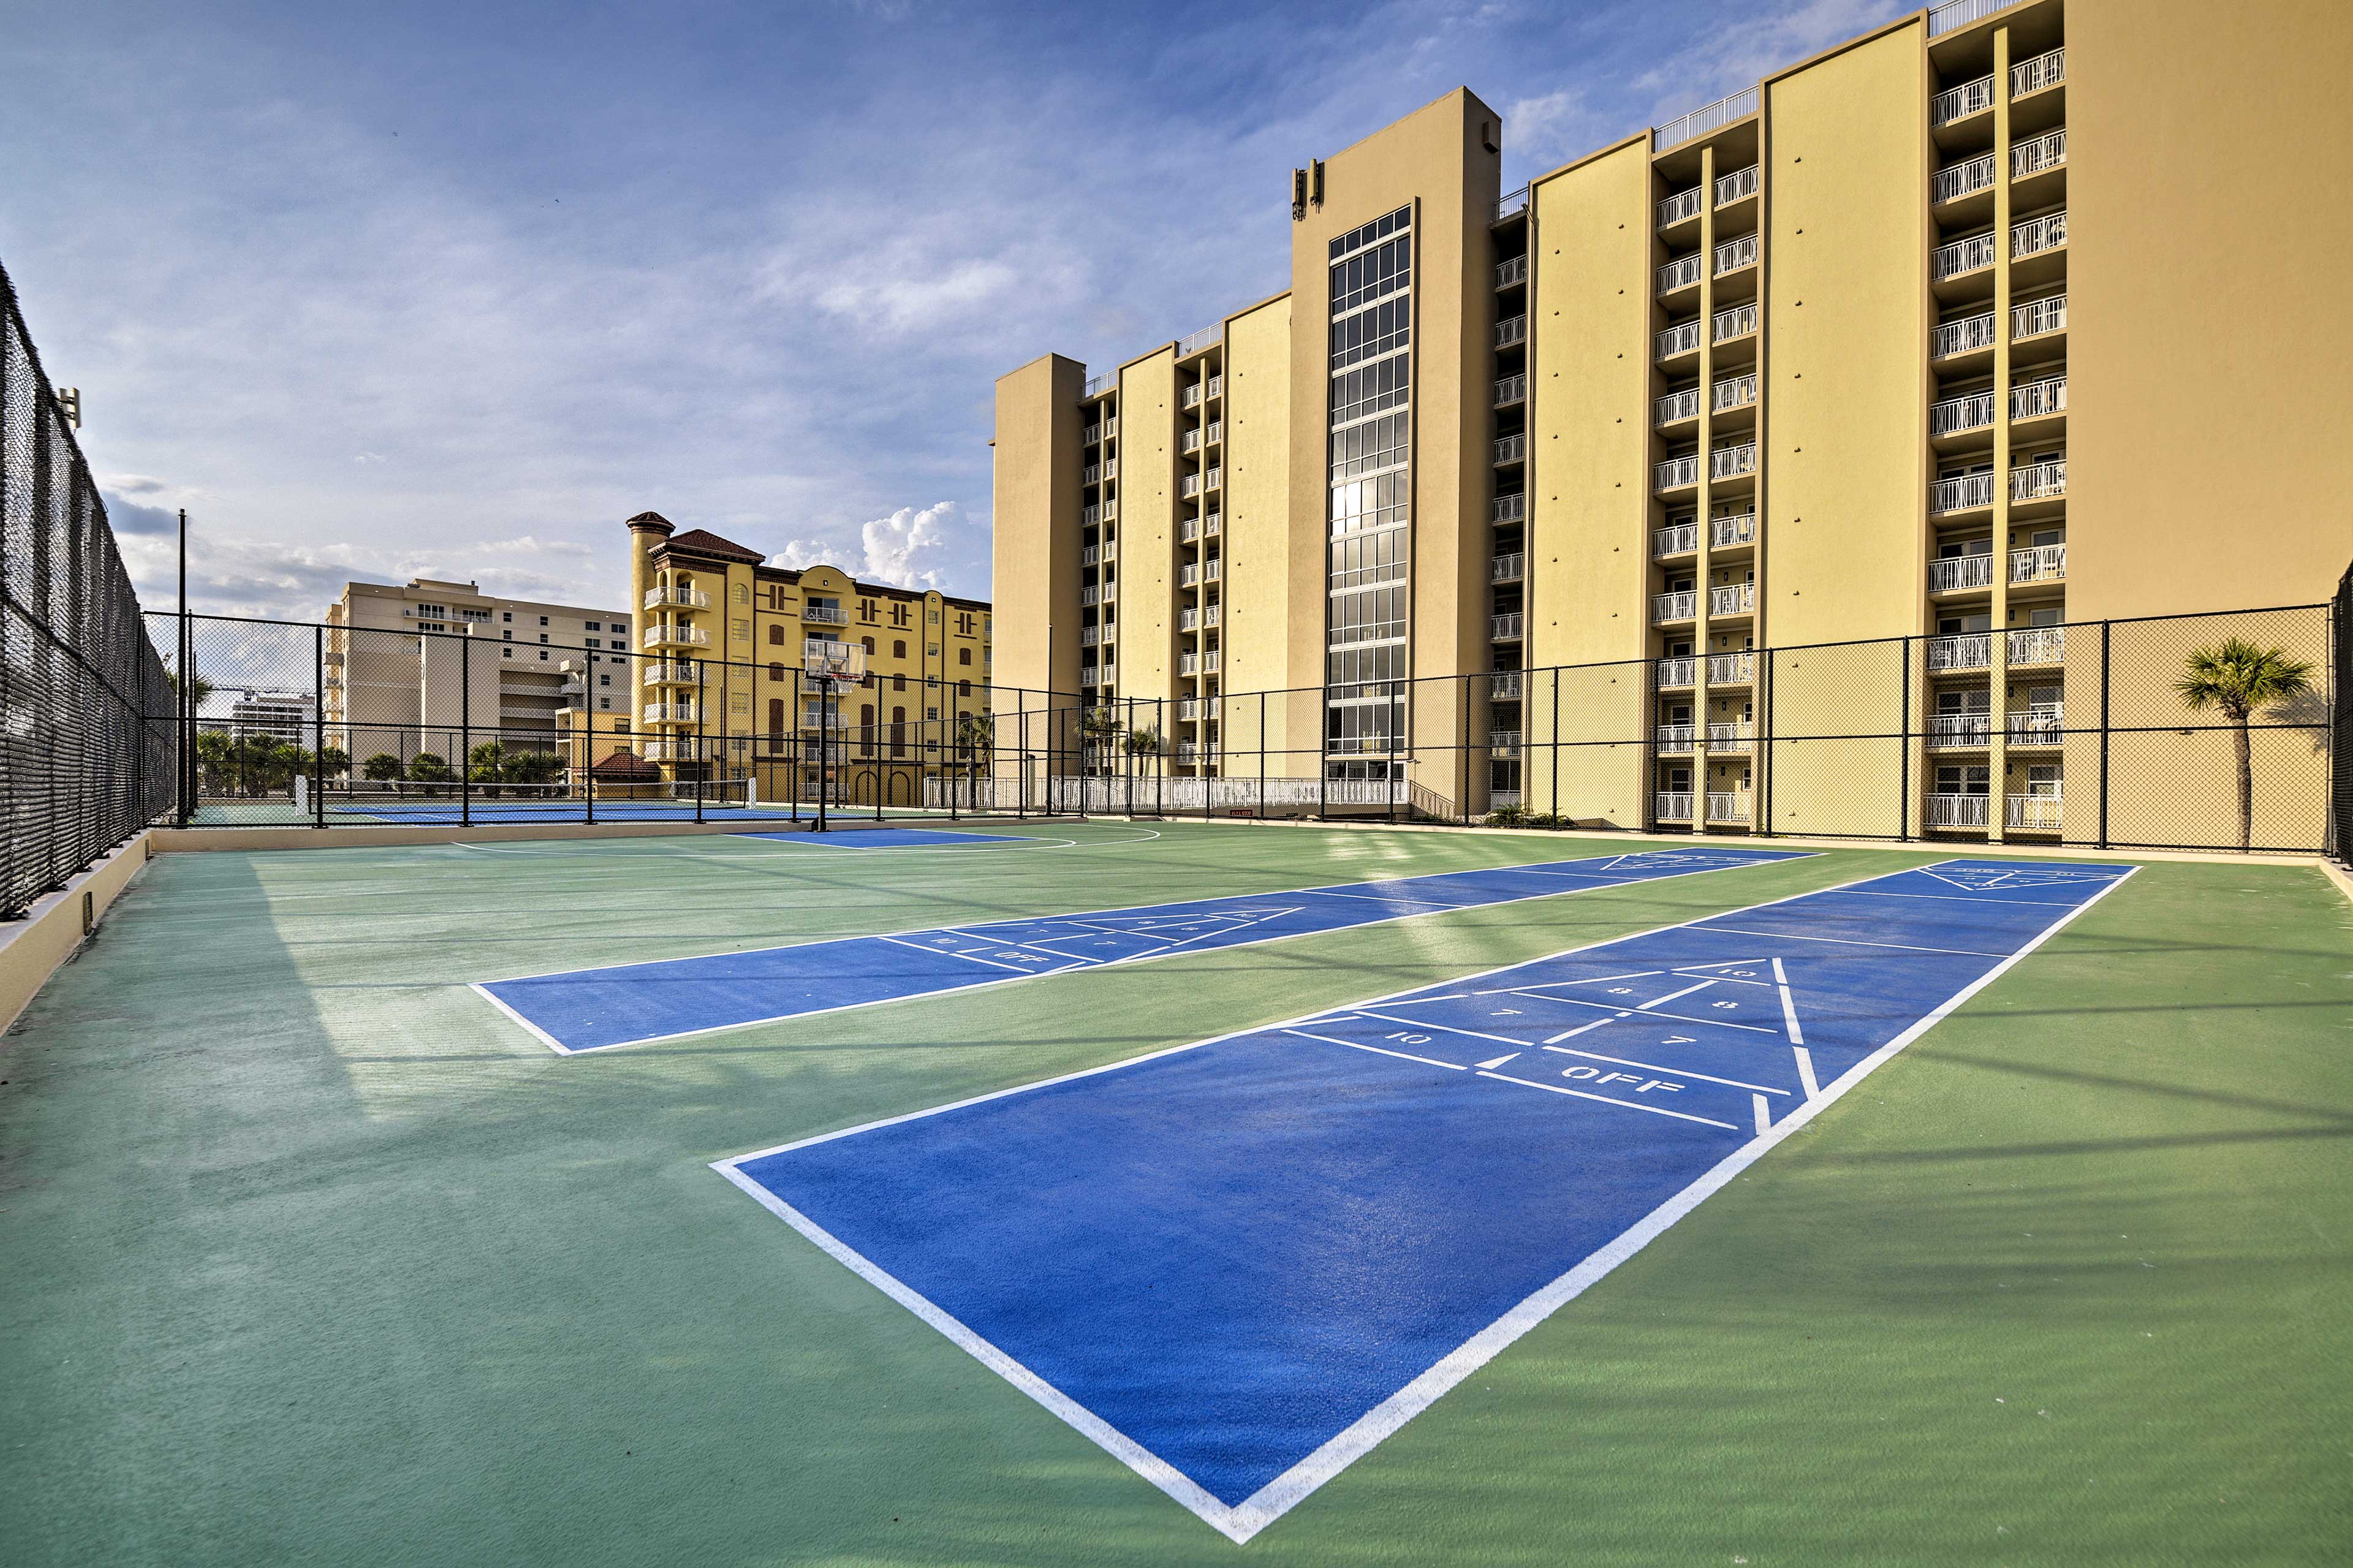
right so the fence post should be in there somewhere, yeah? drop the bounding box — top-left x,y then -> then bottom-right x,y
1896,635 -> 1911,841
460,635 -> 472,829
314,624 -> 326,829
1550,665 -> 1561,822
1258,691 -> 1267,822
695,662 -> 707,824
2098,619 -> 2112,850
1759,649 -> 1773,835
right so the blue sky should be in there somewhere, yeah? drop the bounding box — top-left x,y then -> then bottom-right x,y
2,0 -> 1893,621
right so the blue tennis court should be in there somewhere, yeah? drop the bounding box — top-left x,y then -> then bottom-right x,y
713,857 -> 2135,1541
733,827 -> 1040,848
477,846 -> 1806,1054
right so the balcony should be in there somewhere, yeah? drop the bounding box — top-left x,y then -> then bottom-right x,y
1494,433 -> 1527,464
1176,323 -> 1222,358
1658,321 -> 1702,360
1658,187 -> 1703,228
1711,303 -> 1759,344
1490,551 -> 1525,583
1495,314 -> 1528,348
1080,584 -> 1111,607
1655,791 -> 1696,823
1178,605 -> 1222,632
1927,633 -> 1991,671
2010,542 -> 2066,584
1925,792 -> 1990,828
1490,672 -> 1523,700
640,739 -> 692,763
2011,374 -> 2066,422
1494,373 -> 1527,407
1708,583 -> 1755,616
1711,512 -> 1757,548
1202,651 -> 1221,673
1929,553 -> 1996,593
1707,722 -> 1753,754
1491,613 -> 1525,641
1654,523 -> 1699,558
1490,730 -> 1523,758
1496,255 -> 1528,289
1082,504 -> 1102,528
2012,126 -> 2067,180
1933,232 -> 1998,282
1713,233 -> 1758,277
1658,254 -> 1703,294
802,605 -> 849,626
1656,387 -> 1701,426
2014,293 -> 2067,341
1655,455 -> 1700,491
1931,472 -> 1996,514
1176,699 -> 1204,721
2009,704 -> 2066,744
1931,390 -> 1996,437
798,711 -> 850,732
643,585 -> 708,611
1083,372 -> 1115,398
1493,493 -> 1527,524
2007,792 -> 2063,831
1080,626 -> 1103,648
2010,458 -> 2066,502
1715,164 -> 1759,206
1713,373 -> 1758,414
643,624 -> 709,648
1933,151 -> 1998,205
1082,543 -> 1106,565
1932,73 -> 1996,127
1656,657 -> 1696,688
1179,468 -> 1223,498
1707,652 -> 1755,684
1079,665 -> 1103,687
1179,515 -> 1221,543
2011,45 -> 2065,97
1083,463 -> 1102,485
643,662 -> 700,687
1933,310 -> 1999,359
2008,626 -> 2066,665
1928,713 -> 1991,747
1709,442 -> 1757,482
642,702 -> 697,724
1653,591 -> 1697,624
1706,792 -> 1750,823
1656,724 -> 1696,754
1653,85 -> 1757,151
1496,186 -> 1530,221
2013,211 -> 2067,260
1179,653 -> 1200,676
1178,559 -> 1222,588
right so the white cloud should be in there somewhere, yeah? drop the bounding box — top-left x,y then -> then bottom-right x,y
770,501 -> 964,592
1503,88 -> 1591,167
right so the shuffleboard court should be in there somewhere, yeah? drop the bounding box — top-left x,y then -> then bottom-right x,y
714,857 -> 2135,1542
477,846 -> 1807,1054
732,827 -> 1042,848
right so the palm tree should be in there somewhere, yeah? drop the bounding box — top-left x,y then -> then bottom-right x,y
167,670 -> 214,709
2175,637 -> 2314,852
1123,726 -> 1162,757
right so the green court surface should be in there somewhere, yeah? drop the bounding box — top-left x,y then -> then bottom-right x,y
2,820 -> 2347,1566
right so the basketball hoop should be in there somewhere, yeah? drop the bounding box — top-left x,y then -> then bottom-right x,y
803,638 -> 866,696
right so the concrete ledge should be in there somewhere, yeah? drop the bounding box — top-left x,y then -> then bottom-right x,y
0,830 -> 157,1036
149,817 -> 820,852
2319,855 -> 2353,910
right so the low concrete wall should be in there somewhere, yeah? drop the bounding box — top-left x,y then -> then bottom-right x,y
150,818 -> 809,852
0,831 -> 157,1036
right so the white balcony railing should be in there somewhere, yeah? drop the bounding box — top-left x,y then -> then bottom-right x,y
2007,792 -> 2064,830
1653,591 -> 1697,623
1707,722 -> 1753,753
1083,372 -> 1115,397
1656,724 -> 1696,754
1713,233 -> 1758,276
1655,455 -> 1700,491
1178,559 -> 1223,587
1080,626 -> 1102,647
1930,390 -> 1996,437
1929,553 -> 1995,593
1656,388 -> 1701,425
1933,232 -> 1998,281
1178,653 -> 1199,676
1083,422 -> 1103,444
1933,151 -> 1998,205
1082,543 -> 1103,565
2007,626 -> 2067,665
1653,85 -> 1758,151
1495,314 -> 1528,347
1080,665 -> 1103,686
1496,255 -> 1528,289
1082,504 -> 1102,528
1491,672 -> 1524,700
1659,187 -> 1703,228
2014,293 -> 2068,341
1932,72 -> 1997,126
1080,584 -> 1109,607
2012,126 -> 2067,180
1927,633 -> 1991,670
2011,458 -> 2066,502
1933,310 -> 1999,358
1654,523 -> 1699,558
640,739 -> 690,763
1656,657 -> 1696,687
1928,713 -> 1992,746
1709,442 -> 1757,481
1715,164 -> 1759,206
1181,428 -> 1202,453
802,605 -> 849,626
2013,211 -> 2067,259
1658,320 -> 1702,359
1932,472 -> 1996,513
2011,45 -> 2065,97
1706,791 -> 1750,822
642,703 -> 697,724
1176,322 -> 1222,358
1083,464 -> 1102,485
1495,373 -> 1528,406
1709,582 -> 1756,616
1711,512 -> 1757,548
643,624 -> 709,648
643,585 -> 708,610
1491,613 -> 1525,640
1490,552 -> 1525,582
642,662 -> 697,686
1496,186 -> 1530,221
1925,792 -> 1990,828
1201,651 -> 1220,673
1495,433 -> 1527,464
1712,303 -> 1759,343
2011,374 -> 2066,421
1707,652 -> 1756,684
1490,730 -> 1523,758
2009,705 -> 2066,743
1658,254 -> 1703,294
1493,493 -> 1527,524
2010,542 -> 2066,584
1654,791 -> 1696,822
1176,699 -> 1203,721
1712,373 -> 1757,414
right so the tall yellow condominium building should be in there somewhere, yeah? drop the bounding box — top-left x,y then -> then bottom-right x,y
625,513 -> 993,806
992,0 -> 2349,843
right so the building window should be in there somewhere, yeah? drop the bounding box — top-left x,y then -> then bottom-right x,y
769,624 -> 786,645
502,648 -> 512,659
893,673 -> 906,692
890,706 -> 907,757
768,698 -> 786,737
586,638 -> 601,649
502,630 -> 512,641
585,621 -> 601,631
598,698 -> 611,711
768,662 -> 786,683
893,639 -> 907,658
861,637 -> 875,654
538,651 -> 548,661
732,618 -> 751,642
539,634 -> 548,643
599,673 -> 611,686
733,583 -> 750,605
958,679 -> 971,697
958,648 -> 972,665
502,611 -> 512,623
539,616 -> 548,626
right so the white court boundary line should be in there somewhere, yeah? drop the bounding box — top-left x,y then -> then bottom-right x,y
710,857 -> 2137,1542
478,847 -> 1816,1056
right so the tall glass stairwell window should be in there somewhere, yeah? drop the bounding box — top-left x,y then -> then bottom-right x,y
1326,205 -> 1412,780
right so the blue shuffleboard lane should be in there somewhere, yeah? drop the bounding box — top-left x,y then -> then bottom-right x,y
714,857 -> 2136,1542
476,846 -> 1807,1054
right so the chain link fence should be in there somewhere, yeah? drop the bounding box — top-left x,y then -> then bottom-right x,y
0,261 -> 177,918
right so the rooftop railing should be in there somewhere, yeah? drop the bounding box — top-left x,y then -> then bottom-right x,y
1928,0 -> 2028,38
1495,186 -> 1530,221
1654,85 -> 1758,151
1175,323 -> 1222,358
